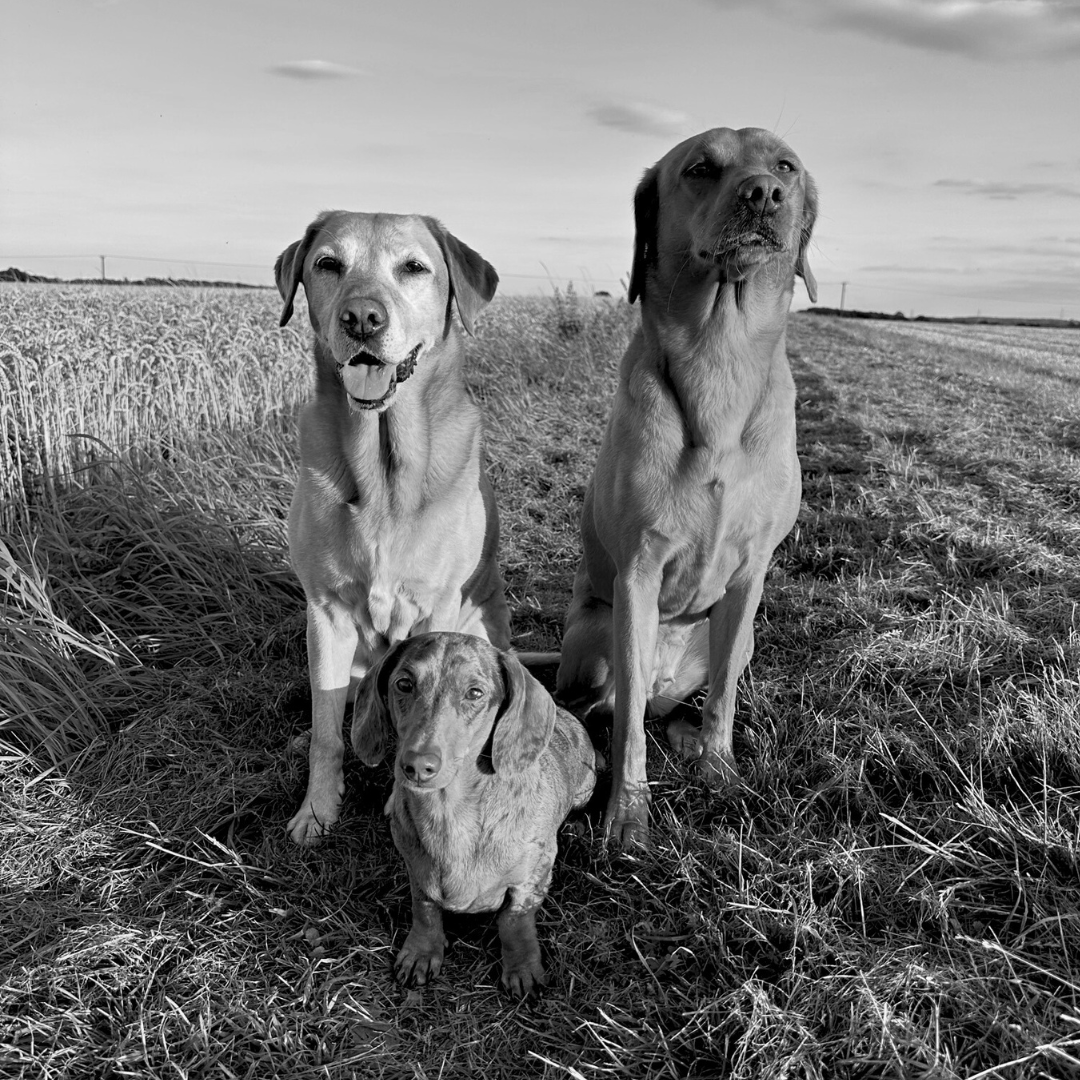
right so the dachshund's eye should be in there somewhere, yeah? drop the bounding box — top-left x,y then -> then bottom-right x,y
402,259 -> 429,275
776,160 -> 796,174
464,687 -> 485,702
394,676 -> 414,694
314,255 -> 342,273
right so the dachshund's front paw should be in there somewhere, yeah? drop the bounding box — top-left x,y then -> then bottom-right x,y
502,956 -> 546,999
499,912 -> 546,998
395,930 -> 446,988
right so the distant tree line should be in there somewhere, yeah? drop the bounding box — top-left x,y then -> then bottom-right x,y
0,266 -> 266,289
805,306 -> 1080,330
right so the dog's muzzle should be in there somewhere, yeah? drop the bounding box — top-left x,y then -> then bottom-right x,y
704,220 -> 785,263
337,344 -> 421,410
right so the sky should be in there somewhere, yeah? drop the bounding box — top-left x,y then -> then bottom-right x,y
3,0 -> 1080,318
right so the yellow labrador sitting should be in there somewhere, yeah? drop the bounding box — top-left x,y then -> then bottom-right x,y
352,632 -> 597,997
556,128 -> 818,846
276,211 -> 511,845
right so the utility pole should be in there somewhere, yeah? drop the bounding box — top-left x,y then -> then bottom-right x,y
100,255 -> 106,282
840,282 -> 847,311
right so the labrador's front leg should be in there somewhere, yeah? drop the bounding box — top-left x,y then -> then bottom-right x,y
287,600 -> 358,844
695,574 -> 764,786
606,563 -> 662,848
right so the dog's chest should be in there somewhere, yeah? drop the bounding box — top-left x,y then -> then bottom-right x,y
356,564 -> 421,646
336,544 -> 418,645
594,414 -> 800,620
334,513 -> 458,642
668,450 -> 800,605
389,790 -> 546,913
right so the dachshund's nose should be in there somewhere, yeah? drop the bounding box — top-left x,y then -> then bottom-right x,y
401,750 -> 442,785
738,174 -> 784,215
341,298 -> 388,338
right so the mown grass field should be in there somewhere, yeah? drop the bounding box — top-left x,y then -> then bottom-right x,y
2,284 -> 1079,1079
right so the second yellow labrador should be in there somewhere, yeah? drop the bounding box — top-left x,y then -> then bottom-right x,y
276,211 -> 511,845
556,127 -> 818,846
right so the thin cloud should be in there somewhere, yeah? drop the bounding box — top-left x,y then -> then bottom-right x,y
861,264 -> 971,274
915,238 -> 1080,285
716,0 -> 1080,60
537,234 -> 626,245
974,267 -> 1080,296
588,101 -> 692,139
933,236 -> 1080,256
269,60 -> 363,80
1029,158 -> 1080,171
934,178 -> 1080,199
931,234 -> 1080,245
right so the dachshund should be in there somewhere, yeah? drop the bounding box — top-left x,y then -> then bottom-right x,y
352,632 -> 597,996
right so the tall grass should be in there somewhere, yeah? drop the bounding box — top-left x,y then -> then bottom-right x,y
2,283 -> 1079,1078
0,285 -> 310,531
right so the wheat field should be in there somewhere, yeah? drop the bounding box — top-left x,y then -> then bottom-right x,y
2,283 -> 1079,1078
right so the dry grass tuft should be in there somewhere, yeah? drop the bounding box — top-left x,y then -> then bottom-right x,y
2,284 -> 1079,1077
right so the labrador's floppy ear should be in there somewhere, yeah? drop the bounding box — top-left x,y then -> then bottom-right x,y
795,172 -> 819,304
274,213 -> 328,327
351,637 -> 414,766
491,650 -> 557,775
628,165 -> 659,305
422,216 -> 499,335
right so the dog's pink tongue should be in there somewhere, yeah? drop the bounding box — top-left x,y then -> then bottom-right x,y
341,361 -> 396,401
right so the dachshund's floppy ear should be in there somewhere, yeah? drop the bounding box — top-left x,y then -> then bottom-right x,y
422,217 -> 499,335
491,651 -> 556,775
274,214 -> 327,328
628,165 -> 659,306
795,173 -> 819,304
351,638 -> 413,766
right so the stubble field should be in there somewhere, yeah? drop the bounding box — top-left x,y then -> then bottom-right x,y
2,284 -> 1079,1078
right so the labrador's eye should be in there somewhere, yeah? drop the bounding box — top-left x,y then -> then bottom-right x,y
314,255 -> 342,273
394,676 -> 414,694
402,259 -> 429,275
684,161 -> 713,179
